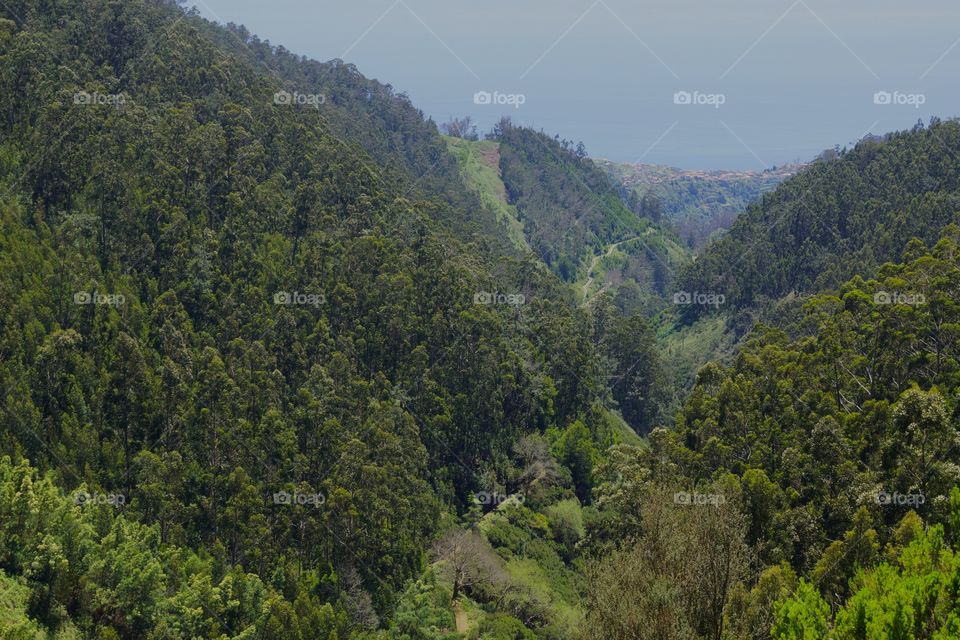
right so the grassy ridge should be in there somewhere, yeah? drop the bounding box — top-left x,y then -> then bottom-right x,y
444,137 -> 530,252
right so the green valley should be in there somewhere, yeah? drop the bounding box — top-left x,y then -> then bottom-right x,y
3,1 -> 960,639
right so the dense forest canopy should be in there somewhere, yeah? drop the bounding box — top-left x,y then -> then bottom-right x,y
0,0 -> 662,637
677,120 -> 960,321
4,1 -> 960,639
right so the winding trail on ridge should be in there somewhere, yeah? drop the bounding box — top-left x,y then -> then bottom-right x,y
580,228 -> 655,304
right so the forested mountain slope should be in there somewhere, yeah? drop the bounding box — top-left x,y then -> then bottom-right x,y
0,1 -> 663,637
584,226 -> 960,639
8,1 -> 960,639
676,119 -> 960,321
485,121 -> 689,294
192,7 -> 509,248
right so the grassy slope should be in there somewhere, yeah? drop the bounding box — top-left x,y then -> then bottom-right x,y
601,405 -> 645,447
569,214 -> 690,307
445,137 -> 530,252
657,313 -> 735,404
445,136 -> 689,310
654,290 -> 810,416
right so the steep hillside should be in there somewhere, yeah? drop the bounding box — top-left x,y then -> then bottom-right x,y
11,2 -> 960,639
196,16 -> 510,249
444,136 -> 529,252
0,1 -> 666,637
458,122 -> 690,312
676,119 -> 960,322
583,226 -> 960,640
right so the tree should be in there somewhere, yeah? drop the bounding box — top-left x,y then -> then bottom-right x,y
604,313 -> 663,433
439,116 -> 478,140
552,420 -> 598,502
640,192 -> 664,224
810,508 -> 879,607
431,529 -> 506,602
771,581 -> 831,640
891,387 -> 959,499
583,487 -> 749,640
725,563 -> 798,640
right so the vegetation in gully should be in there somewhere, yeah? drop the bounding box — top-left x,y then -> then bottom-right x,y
2,1 -> 960,638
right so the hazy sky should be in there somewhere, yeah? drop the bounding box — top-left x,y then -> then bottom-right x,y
192,0 -> 959,170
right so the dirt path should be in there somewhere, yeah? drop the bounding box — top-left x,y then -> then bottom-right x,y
581,232 -> 650,303
477,143 -> 500,172
454,600 -> 468,634
581,244 -> 610,297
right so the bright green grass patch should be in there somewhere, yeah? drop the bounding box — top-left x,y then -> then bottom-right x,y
445,136 -> 530,252
600,407 -> 645,447
502,557 -> 583,631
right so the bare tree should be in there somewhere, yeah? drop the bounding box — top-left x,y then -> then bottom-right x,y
514,434 -> 566,490
431,528 -> 506,601
339,564 -> 380,630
